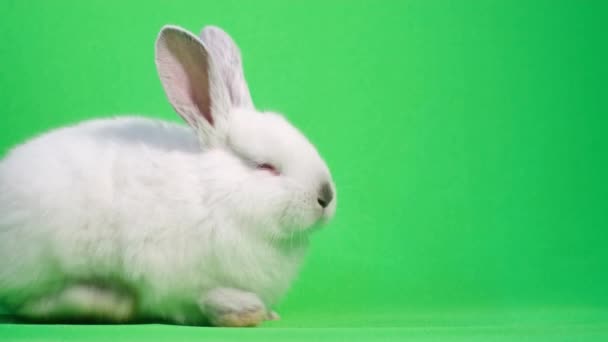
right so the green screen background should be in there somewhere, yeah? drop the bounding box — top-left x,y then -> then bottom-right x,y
1,0 -> 607,340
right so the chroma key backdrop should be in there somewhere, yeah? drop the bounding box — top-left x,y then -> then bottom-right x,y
1,1 -> 607,341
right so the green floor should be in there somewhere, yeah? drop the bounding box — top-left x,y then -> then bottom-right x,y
3,308 -> 608,341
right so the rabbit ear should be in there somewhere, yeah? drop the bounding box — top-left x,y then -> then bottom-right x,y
200,26 -> 254,109
155,25 -> 231,136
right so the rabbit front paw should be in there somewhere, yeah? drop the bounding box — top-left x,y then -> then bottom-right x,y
199,288 -> 274,327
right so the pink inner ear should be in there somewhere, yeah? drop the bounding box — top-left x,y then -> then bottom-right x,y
157,28 -> 215,128
190,82 -> 213,126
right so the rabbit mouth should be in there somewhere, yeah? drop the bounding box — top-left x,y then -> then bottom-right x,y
311,210 -> 334,229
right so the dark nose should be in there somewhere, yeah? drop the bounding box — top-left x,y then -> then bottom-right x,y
317,182 -> 333,208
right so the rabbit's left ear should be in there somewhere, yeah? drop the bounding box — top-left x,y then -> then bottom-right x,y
155,26 -> 230,131
200,26 -> 254,110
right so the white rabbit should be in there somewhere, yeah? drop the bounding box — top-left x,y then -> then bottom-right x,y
0,25 -> 336,327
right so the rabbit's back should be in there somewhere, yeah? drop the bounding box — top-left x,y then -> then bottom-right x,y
0,117 -> 204,310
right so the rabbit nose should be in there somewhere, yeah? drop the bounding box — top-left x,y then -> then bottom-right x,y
317,182 -> 333,209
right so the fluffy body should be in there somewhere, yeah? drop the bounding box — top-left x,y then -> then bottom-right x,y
0,117 -> 309,324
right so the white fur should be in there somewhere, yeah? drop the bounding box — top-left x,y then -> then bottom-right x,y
0,25 -> 335,325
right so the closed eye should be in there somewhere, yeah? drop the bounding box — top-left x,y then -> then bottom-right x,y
257,163 -> 280,175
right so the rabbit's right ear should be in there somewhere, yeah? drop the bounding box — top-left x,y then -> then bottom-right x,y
200,26 -> 253,110
155,26 -> 231,141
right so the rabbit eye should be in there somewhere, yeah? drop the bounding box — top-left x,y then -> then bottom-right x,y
257,163 -> 280,175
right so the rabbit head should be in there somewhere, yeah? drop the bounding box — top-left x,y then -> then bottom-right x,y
155,26 -> 336,235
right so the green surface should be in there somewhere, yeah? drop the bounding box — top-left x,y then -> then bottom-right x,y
1,0 -> 607,340
2,309 -> 608,341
